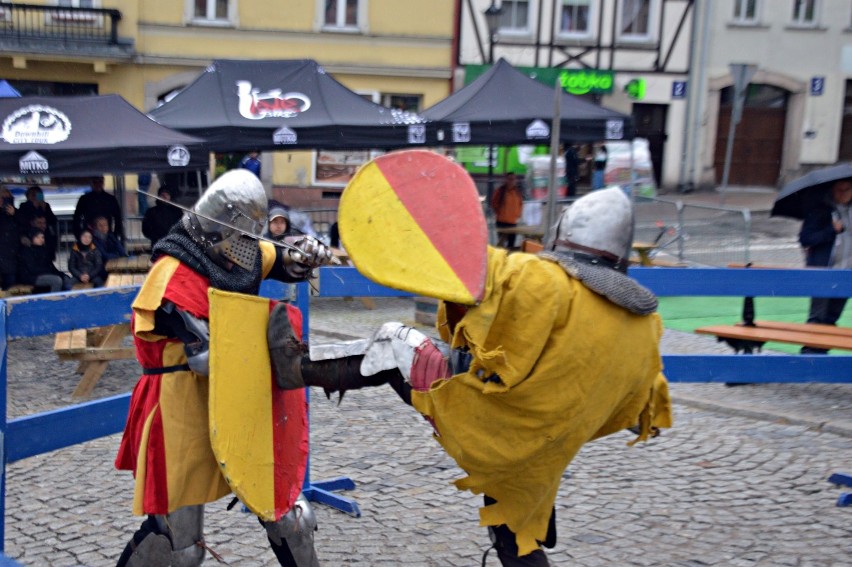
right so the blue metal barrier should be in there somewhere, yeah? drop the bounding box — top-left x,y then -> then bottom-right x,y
1,267 -> 850,553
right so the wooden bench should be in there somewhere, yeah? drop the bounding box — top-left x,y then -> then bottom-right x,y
53,272 -> 145,398
695,321 -> 852,354
0,284 -> 35,298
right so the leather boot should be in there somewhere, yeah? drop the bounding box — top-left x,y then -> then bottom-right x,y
301,355 -> 401,402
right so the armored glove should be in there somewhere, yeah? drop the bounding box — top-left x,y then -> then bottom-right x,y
281,235 -> 337,278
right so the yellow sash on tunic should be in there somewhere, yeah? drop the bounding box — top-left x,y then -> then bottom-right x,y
412,247 -> 672,556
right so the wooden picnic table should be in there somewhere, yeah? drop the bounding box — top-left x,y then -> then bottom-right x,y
54,271 -> 146,398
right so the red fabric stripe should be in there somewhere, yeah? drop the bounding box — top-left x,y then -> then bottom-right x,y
270,303 -> 309,518
373,153 -> 487,300
162,264 -> 211,320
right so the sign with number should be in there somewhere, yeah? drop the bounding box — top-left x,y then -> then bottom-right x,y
810,77 -> 825,96
672,81 -> 687,99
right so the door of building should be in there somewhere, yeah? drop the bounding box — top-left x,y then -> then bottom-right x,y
714,84 -> 787,186
632,103 -> 667,187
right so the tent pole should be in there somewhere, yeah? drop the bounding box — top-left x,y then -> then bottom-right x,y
544,81 -> 562,246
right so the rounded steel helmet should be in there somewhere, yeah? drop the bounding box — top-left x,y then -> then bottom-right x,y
182,169 -> 267,270
552,187 -> 633,272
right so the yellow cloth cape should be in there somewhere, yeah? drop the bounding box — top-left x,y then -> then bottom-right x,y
411,247 -> 672,556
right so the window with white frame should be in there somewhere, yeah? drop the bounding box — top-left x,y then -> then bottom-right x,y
499,0 -> 531,33
559,0 -> 592,37
324,0 -> 359,28
618,0 -> 657,41
791,0 -> 819,26
190,0 -> 233,24
52,0 -> 100,23
733,0 -> 760,24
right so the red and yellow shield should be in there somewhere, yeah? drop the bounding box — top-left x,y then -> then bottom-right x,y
208,288 -> 308,522
339,150 -> 488,305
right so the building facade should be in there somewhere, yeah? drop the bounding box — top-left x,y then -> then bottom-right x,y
457,0 -> 696,190
0,0 -> 456,206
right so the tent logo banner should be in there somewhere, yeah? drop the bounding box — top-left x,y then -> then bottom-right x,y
408,124 -> 426,144
167,145 -> 191,167
452,122 -> 471,143
2,105 -> 71,144
19,150 -> 48,174
526,120 -> 550,139
605,120 -> 625,140
236,81 -> 311,120
273,126 -> 297,145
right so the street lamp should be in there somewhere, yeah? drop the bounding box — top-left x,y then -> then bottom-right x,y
482,1 -> 504,221
483,1 -> 503,64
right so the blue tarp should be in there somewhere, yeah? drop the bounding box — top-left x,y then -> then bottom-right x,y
0,81 -> 20,98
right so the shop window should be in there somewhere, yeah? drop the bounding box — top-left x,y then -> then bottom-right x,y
791,0 -> 820,27
558,0 -> 593,38
617,0 -> 658,42
732,0 -> 761,25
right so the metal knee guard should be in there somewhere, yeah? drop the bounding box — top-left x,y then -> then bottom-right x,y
263,493 -> 320,567
124,505 -> 206,567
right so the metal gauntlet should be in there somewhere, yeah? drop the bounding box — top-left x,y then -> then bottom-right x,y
280,235 -> 335,279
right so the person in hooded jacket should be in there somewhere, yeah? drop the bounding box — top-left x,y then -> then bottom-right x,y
17,228 -> 71,293
0,186 -> 19,290
68,229 -> 105,288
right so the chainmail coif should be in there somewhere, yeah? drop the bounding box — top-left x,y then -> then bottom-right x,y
152,224 -> 263,295
539,250 -> 658,315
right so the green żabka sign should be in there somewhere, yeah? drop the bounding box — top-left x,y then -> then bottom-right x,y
464,65 -> 614,95
559,70 -> 614,95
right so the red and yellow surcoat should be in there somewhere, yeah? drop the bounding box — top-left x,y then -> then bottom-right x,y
115,242 -> 301,516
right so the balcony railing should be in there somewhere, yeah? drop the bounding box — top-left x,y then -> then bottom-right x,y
0,2 -> 122,46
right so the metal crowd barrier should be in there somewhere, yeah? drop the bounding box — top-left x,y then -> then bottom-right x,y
0,267 -> 851,560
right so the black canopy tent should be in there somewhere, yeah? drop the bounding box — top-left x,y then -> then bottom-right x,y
422,58 -> 635,145
0,94 -> 208,177
148,59 -> 428,152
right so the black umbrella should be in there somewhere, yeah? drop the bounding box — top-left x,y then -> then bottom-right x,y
771,163 -> 852,220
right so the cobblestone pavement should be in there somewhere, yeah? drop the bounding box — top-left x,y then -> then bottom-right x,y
3,188 -> 851,565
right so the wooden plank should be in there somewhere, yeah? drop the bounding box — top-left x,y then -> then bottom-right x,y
53,329 -> 87,355
58,347 -> 136,362
695,324 -> 852,351
71,323 -> 130,398
750,321 -> 852,338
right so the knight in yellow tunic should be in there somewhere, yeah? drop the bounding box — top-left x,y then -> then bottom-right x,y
299,186 -> 673,567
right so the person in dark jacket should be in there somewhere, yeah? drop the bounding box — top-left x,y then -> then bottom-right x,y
17,185 -> 59,260
799,178 -> 852,353
68,229 -> 105,288
141,186 -> 182,248
0,186 -> 19,289
73,176 -> 123,241
91,215 -> 128,280
17,229 -> 71,293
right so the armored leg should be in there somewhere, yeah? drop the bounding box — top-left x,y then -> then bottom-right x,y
482,495 -> 554,567
117,505 -> 205,567
261,493 -> 320,567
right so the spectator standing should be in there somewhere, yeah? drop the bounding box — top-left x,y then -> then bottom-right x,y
0,187 -> 19,290
68,229 -> 104,288
564,144 -> 580,197
591,144 -> 608,190
141,186 -> 182,248
264,206 -> 298,241
240,151 -> 262,179
17,186 -> 59,260
137,173 -> 152,215
491,172 -> 524,249
73,176 -> 124,241
17,229 -> 71,293
799,178 -> 852,353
